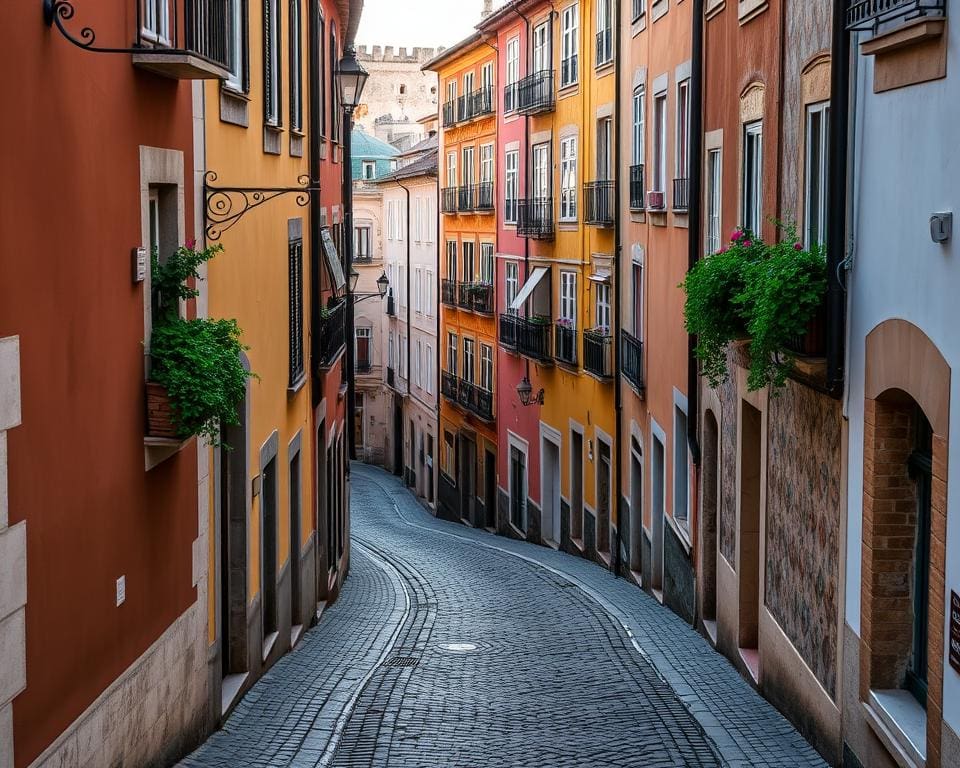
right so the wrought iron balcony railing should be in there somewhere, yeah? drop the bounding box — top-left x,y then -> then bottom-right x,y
441,187 -> 458,214
518,317 -> 553,362
555,324 -> 578,367
629,165 -> 645,211
441,278 -> 458,307
517,198 -> 554,239
583,330 -> 614,379
620,330 -> 644,393
356,359 -> 372,374
457,185 -> 475,212
673,178 -> 689,212
560,55 -> 579,87
442,100 -> 457,127
474,182 -> 494,212
318,300 -> 346,368
459,282 -> 494,314
500,313 -> 520,350
845,0 -> 945,32
458,379 -> 494,422
596,28 -> 613,67
459,86 -> 495,121
584,181 -> 615,227
517,70 -> 556,115
441,370 -> 459,401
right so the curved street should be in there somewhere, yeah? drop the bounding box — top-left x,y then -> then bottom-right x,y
181,464 -> 826,768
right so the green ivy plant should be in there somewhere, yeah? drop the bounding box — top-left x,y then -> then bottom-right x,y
682,226 -> 826,392
149,241 -> 253,445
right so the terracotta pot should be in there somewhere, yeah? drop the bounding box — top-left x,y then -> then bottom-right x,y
146,381 -> 179,439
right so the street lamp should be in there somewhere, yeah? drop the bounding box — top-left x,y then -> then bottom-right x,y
336,45 -> 369,462
516,377 -> 545,407
348,268 -> 390,302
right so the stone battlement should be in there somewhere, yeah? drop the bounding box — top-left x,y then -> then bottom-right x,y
356,45 -> 445,64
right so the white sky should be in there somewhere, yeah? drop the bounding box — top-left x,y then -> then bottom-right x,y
356,0 -> 505,50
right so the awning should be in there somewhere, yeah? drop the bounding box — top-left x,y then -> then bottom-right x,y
509,266 -> 549,311
321,227 -> 346,291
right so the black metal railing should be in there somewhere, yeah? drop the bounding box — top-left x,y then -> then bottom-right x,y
584,181 -> 615,226
474,182 -> 494,211
518,318 -> 553,362
596,28 -> 613,66
458,379 -> 494,421
846,0 -> 944,31
560,55 -> 579,87
459,282 -> 494,314
555,324 -> 578,366
517,198 -> 554,239
441,187 -> 458,214
517,70 -> 556,114
387,366 -> 396,388
318,300 -> 346,368
621,330 -> 644,392
442,100 -> 457,127
465,86 -> 495,120
441,370 -> 459,401
504,82 -> 518,113
630,165 -> 645,210
457,185 -> 476,212
441,279 -> 458,307
386,293 -> 396,317
354,251 -> 373,264
583,330 -> 614,379
673,178 -> 689,212
500,313 -> 520,349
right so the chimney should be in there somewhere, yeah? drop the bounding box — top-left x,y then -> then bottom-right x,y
481,0 -> 493,19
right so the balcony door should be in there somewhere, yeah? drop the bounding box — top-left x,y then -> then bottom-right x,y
533,143 -> 551,201
462,240 -> 475,285
462,338 -> 475,384
597,117 -> 613,180
463,71 -> 475,98
595,282 -> 611,332
533,21 -> 551,74
462,146 -> 475,188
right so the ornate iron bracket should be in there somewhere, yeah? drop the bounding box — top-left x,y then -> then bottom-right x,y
204,172 -> 319,241
43,0 -> 145,54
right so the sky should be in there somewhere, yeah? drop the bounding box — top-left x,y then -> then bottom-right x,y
356,0 -> 506,50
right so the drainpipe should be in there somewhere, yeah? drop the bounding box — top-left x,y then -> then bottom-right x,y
397,177 -> 413,482
826,0 -> 851,397
308,0 -> 323,411
613,0 -> 624,577
686,0 -> 704,468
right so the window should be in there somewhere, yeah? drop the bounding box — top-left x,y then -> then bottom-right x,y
462,145 -> 475,188
388,329 -> 395,368
653,93 -> 667,194
560,136 -> 578,221
443,430 -> 455,478
462,338 -> 475,383
510,444 -> 527,530
425,344 -> 434,394
596,0 -> 613,66
560,271 -> 577,323
226,0 -> 248,91
482,62 -> 494,92
264,0 -> 281,127
674,406 -> 689,526
355,327 -> 372,372
425,270 -> 434,315
447,332 -> 458,373
362,161 -> 376,180
354,225 -> 371,260
632,87 -> 645,166
480,144 -> 494,184
631,262 -> 643,336
480,344 -> 493,392
533,21 -> 551,73
446,240 -> 457,282
415,339 -> 422,387
706,149 -> 722,254
561,4 -> 579,87
288,236 -> 304,386
289,0 -> 303,131
329,24 -> 340,142
463,71 -> 475,98
143,0 -> 170,42
505,37 -> 520,111
742,121 -> 763,236
595,282 -> 611,331
480,243 -> 494,284
446,151 -> 457,189
533,143 -> 551,200
446,79 -> 457,119
505,150 -> 519,223
399,265 -> 406,306
632,0 -> 646,21
804,102 -> 830,247
462,240 -> 475,283
399,333 -> 407,377
505,262 -> 519,310
676,80 -> 690,181
414,267 -> 422,312
318,16 -> 325,133
598,117 -> 613,179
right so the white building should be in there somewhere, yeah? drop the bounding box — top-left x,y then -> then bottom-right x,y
842,4 -> 959,767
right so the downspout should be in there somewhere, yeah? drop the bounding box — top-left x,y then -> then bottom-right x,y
397,177 -> 413,481
826,0 -> 851,397
613,0 -> 624,577
309,0 -> 323,410
686,0 -> 704,467
515,5 -> 534,401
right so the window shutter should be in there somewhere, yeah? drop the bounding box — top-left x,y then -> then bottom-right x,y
263,0 -> 273,124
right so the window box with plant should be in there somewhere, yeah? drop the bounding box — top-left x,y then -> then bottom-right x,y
682,226 -> 826,391
147,241 -> 253,445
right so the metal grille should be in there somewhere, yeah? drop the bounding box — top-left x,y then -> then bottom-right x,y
382,656 -> 419,668
846,0 -> 945,31
288,238 -> 304,386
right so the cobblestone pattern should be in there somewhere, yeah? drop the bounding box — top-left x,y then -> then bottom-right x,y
182,464 -> 827,768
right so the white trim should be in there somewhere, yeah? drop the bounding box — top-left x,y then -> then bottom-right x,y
509,266 -> 550,310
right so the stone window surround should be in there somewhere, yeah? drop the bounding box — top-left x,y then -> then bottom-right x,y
797,53 -> 832,242
738,0 -> 768,25
705,0 -> 724,19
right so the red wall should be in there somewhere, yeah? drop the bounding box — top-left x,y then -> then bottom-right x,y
1,4 -> 198,764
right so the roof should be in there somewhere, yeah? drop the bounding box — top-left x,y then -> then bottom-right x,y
398,134 -> 438,159
340,0 -> 365,45
376,149 -> 438,182
350,129 -> 400,160
477,0 -> 531,32
421,32 -> 483,71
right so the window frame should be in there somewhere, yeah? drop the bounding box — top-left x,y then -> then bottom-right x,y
480,242 -> 495,284
706,148 -> 722,254
505,262 -> 520,311
263,0 -> 282,128
742,120 -> 763,236
504,149 -> 519,224
676,79 -> 691,180
632,87 -> 645,167
560,270 -> 577,323
653,92 -> 667,194
480,344 -> 494,392
561,3 -> 580,87
595,282 -> 611,331
804,101 -> 830,248
559,135 -> 578,222
289,0 -> 303,131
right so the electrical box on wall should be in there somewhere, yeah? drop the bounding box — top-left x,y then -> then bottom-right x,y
930,212 -> 952,244
116,575 -> 126,606
133,247 -> 147,283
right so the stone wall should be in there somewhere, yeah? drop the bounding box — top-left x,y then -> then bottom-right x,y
718,367 -> 738,565
354,46 -> 440,136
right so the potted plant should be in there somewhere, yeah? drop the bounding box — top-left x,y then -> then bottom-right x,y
147,241 -> 252,445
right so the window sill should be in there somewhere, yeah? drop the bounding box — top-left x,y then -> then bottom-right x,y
864,690 -> 926,768
705,0 -> 725,19
144,436 -> 188,471
220,87 -> 250,128
861,17 -> 945,56
667,515 -> 693,554
860,17 -> 946,92
557,82 -> 580,99
595,60 -> 615,77
738,0 -> 768,25
652,0 -> 669,22
262,631 -> 279,662
632,13 -> 647,37
288,373 -> 307,397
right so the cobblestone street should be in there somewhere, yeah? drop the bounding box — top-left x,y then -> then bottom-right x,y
181,464 -> 827,768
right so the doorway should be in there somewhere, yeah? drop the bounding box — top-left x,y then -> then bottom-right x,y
596,439 -> 611,556
702,410 -> 719,628
459,435 -> 476,524
570,430 -> 584,543
392,402 -> 403,477
509,444 -> 527,532
651,433 -> 665,593
261,456 -> 279,645
629,437 -> 643,574
541,435 -> 561,546
738,401 -> 762,665
289,449 -> 302,636
484,448 -> 497,528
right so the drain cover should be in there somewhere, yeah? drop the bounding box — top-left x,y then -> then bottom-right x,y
438,642 -> 478,653
382,655 -> 420,668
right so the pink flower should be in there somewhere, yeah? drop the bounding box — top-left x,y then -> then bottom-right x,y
743,240 -> 752,247
794,242 -> 803,251
185,238 -> 197,250
730,230 -> 742,241
719,246 -> 728,254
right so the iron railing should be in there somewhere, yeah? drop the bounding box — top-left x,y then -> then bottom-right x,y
318,300 -> 346,368
457,185 -> 476,212
474,182 -> 495,211
596,28 -> 613,66
459,282 -> 494,314
442,100 -> 457,127
356,359 -> 372,374
500,313 -> 520,349
459,86 -> 495,120
458,379 -> 494,421
441,279 -> 458,307
555,324 -> 578,366
518,318 -> 553,362
584,181 -> 615,226
629,165 -> 645,210
846,0 -> 945,31
441,370 -> 459,401
517,198 -> 555,239
517,70 -> 556,115
621,330 -> 644,392
673,178 -> 689,212
560,55 -> 579,87
584,330 -> 614,379
441,187 -> 458,214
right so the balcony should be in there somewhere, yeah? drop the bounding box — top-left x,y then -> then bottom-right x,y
386,293 -> 396,317
441,279 -> 458,307
621,330 -> 644,393
387,366 -> 396,388
583,330 -> 614,379
584,181 -> 615,227
518,317 -> 553,362
356,359 -> 372,374
846,0 -> 945,31
460,87 -> 495,121
441,370 -> 459,401
673,178 -> 689,212
442,100 -> 457,127
560,55 -> 579,88
517,198 -> 554,240
500,313 -> 520,350
457,186 -> 475,212
554,323 -> 578,367
516,70 -> 555,115
458,282 -> 494,314
441,187 -> 458,214
474,182 -> 494,212
629,165 -> 645,211
458,379 -> 495,422
318,300 -> 346,369
595,28 -> 613,67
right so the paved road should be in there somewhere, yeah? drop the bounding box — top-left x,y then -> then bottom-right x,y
181,463 -> 826,768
